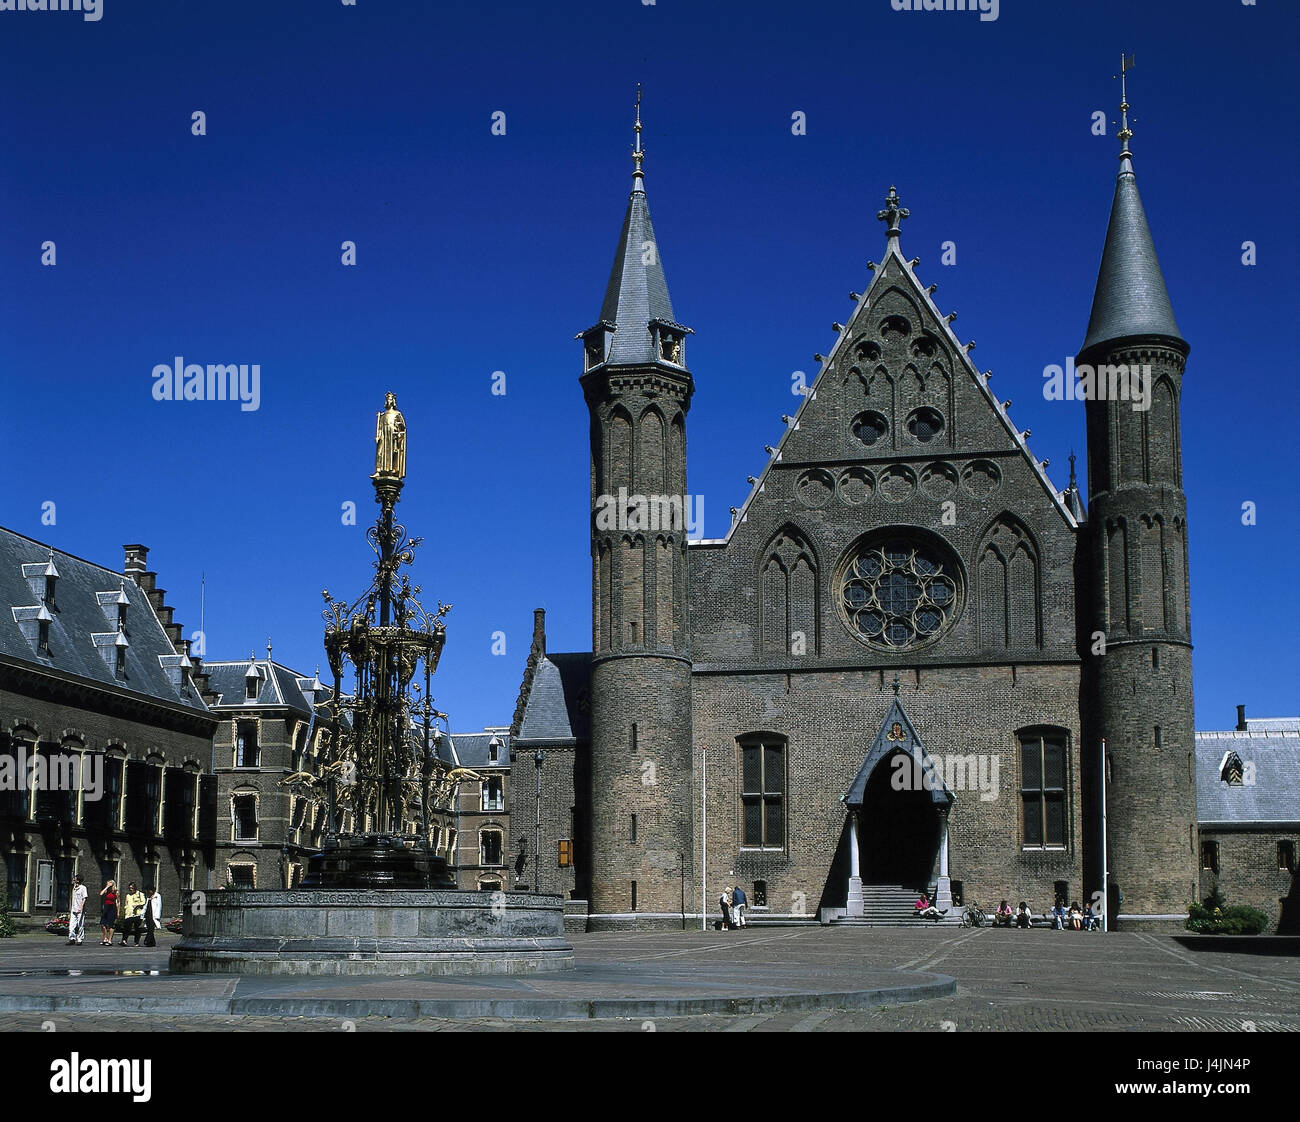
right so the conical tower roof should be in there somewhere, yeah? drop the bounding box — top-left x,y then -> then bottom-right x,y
1081,61 -> 1185,356
595,89 -> 685,367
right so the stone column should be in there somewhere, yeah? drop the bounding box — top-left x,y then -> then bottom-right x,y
846,810 -> 864,917
935,806 -> 953,912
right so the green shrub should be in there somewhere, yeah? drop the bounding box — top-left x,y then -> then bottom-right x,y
1186,896 -> 1269,935
0,885 -> 16,939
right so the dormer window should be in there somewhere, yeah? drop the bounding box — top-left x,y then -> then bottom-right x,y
115,646 -> 126,679
245,656 -> 261,701
37,615 -> 51,656
1219,750 -> 1245,786
581,322 -> 612,371
22,553 -> 60,611
488,736 -> 501,764
649,318 -> 691,366
96,585 -> 131,632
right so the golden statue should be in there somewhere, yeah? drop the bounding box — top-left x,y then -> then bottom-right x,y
373,392 -> 407,480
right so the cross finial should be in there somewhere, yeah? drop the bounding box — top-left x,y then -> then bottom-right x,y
892,671 -> 901,696
631,83 -> 645,191
877,185 -> 909,241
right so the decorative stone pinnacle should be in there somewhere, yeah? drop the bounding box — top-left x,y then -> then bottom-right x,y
877,186 -> 909,239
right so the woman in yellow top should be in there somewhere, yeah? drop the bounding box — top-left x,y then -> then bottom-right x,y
118,882 -> 147,946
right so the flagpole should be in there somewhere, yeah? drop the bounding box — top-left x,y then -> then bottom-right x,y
700,744 -> 707,932
1101,736 -> 1109,933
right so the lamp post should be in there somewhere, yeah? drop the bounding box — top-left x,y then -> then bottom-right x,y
533,750 -> 545,894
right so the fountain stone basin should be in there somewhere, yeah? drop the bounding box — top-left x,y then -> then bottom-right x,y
169,888 -> 574,976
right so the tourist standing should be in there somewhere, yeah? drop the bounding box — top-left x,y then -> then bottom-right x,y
142,884 -> 162,947
66,875 -> 88,946
731,883 -> 747,928
99,880 -> 117,946
120,882 -> 146,946
718,887 -> 734,930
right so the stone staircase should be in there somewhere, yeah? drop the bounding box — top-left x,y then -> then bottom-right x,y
828,884 -> 965,927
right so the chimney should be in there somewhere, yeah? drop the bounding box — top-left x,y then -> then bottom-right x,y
1236,704 -> 1247,732
532,608 -> 546,659
123,544 -> 149,581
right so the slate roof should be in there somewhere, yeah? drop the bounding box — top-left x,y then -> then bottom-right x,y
439,730 -> 510,770
1080,148 -> 1185,355
203,659 -> 343,725
202,659 -> 327,716
1195,726 -> 1300,827
0,526 -> 207,712
1246,717 -> 1300,734
597,182 -> 678,366
517,652 -> 592,744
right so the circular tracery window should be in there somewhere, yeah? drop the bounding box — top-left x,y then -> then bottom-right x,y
852,411 -> 889,447
838,533 -> 961,649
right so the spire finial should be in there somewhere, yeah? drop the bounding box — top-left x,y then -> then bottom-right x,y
1115,53 -> 1135,171
891,671 -> 901,696
631,83 -> 645,193
266,637 -> 272,662
877,185 -> 909,242
1068,449 -> 1078,489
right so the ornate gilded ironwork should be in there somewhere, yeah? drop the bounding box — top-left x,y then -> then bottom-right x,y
312,394 -> 452,883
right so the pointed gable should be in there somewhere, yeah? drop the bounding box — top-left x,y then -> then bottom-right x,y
707,185 -> 1077,545
843,694 -> 953,807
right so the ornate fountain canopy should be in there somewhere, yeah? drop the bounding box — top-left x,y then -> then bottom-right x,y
311,393 -> 453,884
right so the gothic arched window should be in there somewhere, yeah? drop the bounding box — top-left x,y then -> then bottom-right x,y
758,527 -> 818,657
975,515 -> 1041,650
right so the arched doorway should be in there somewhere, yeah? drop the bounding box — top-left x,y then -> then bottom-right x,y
859,748 -> 943,888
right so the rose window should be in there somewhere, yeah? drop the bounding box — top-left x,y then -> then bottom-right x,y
839,536 -> 960,648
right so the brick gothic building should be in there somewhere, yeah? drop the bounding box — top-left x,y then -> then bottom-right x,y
434,727 -> 514,891
0,534 -> 217,926
511,101 -> 1201,930
198,654 -> 336,891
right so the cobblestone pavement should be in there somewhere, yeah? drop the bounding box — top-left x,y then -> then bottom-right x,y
2,927 -> 1297,1031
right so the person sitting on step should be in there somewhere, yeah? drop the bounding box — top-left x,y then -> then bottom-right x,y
914,892 -> 946,920
1015,901 -> 1033,929
995,899 -> 1014,927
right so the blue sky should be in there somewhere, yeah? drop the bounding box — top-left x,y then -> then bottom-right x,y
1,0 -> 1296,732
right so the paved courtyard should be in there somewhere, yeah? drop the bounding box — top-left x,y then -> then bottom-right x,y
1,926 -> 1297,1031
